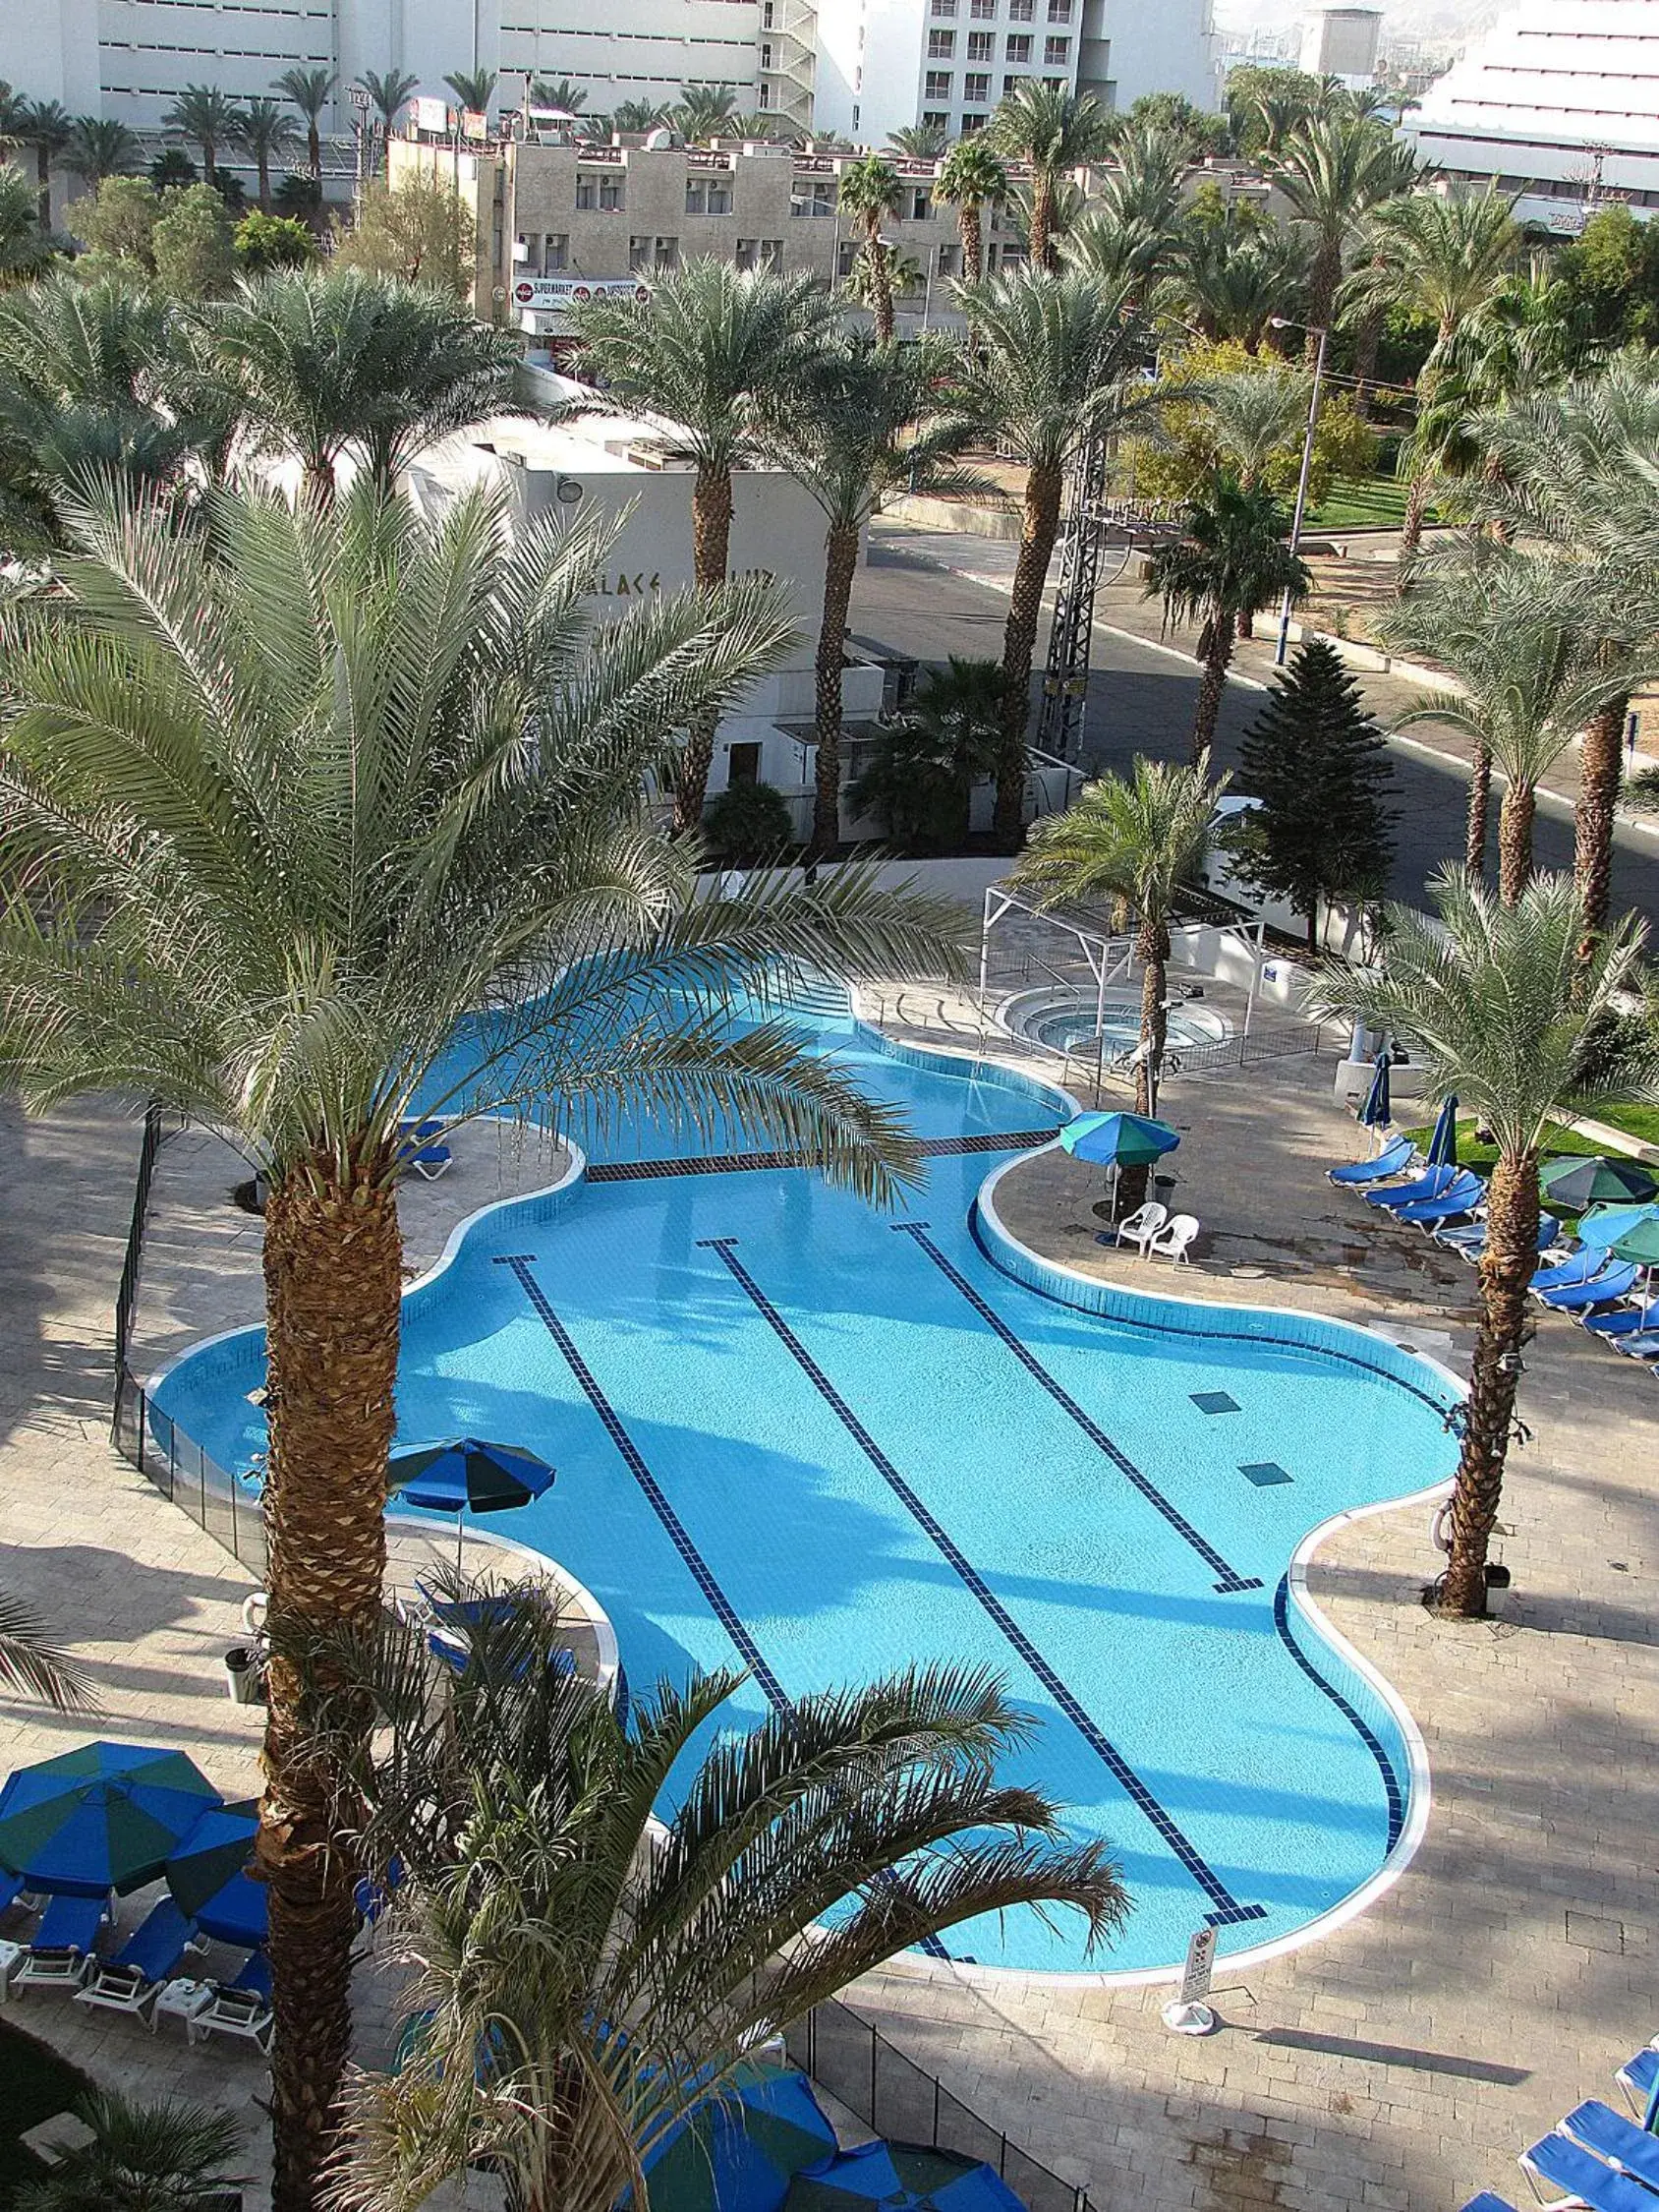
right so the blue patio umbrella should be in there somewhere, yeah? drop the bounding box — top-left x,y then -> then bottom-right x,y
1424,1094 -> 1460,1170
1357,1053 -> 1392,1132
1058,1111 -> 1180,1169
642,2062 -> 839,2212
388,1437 -> 556,1564
784,2140 -> 1028,2212
0,1742 -> 220,1897
166,1800 -> 266,1948
1578,1200 -> 1659,1252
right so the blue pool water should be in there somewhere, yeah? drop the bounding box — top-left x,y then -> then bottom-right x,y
154,993 -> 1459,1976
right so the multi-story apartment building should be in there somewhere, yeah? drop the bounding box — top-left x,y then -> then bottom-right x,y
1405,0 -> 1659,236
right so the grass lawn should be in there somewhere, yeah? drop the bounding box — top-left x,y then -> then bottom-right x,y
1400,1118 -> 1605,1175
1306,474 -> 1439,533
0,2019 -> 90,2196
1588,1101 -> 1659,1149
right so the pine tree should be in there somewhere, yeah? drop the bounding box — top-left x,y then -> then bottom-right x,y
1234,638 -> 1397,947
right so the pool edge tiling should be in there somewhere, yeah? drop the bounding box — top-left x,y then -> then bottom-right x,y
150,1009 -> 1462,1986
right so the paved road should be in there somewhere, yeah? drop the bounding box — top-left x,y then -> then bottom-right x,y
854,525 -> 1659,930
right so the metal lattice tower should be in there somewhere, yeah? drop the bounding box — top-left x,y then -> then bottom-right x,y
1036,435 -> 1114,763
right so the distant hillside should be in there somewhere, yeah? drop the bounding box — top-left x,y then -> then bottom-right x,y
1216,0 -> 1500,38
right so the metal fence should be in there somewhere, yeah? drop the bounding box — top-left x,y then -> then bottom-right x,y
112,1366 -> 268,1578
1162,1016 -> 1337,1083
786,1998 -> 1096,2212
111,1101 -> 167,1388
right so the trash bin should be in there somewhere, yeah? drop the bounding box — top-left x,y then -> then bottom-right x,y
224,1645 -> 262,1705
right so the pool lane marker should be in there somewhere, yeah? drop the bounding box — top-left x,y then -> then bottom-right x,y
491,1252 -> 953,1963
1272,1575 -> 1405,1854
699,1236 -> 1267,1932
890,1223 -> 1264,1599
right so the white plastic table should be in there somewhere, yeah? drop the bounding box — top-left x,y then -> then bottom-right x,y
150,1976 -> 214,2034
0,1938 -> 23,2002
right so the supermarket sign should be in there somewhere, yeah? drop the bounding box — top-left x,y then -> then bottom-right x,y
513,277 -> 652,309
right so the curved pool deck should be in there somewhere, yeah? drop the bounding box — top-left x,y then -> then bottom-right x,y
151,997 -> 1461,1982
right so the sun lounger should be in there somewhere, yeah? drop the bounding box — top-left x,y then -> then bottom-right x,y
1395,1174 -> 1484,1227
1113,1201 -> 1167,1255
74,1895 -> 198,2019
397,1119 -> 452,1181
1364,1166 -> 1460,1211
187,1952 -> 273,2051
1583,1302 -> 1659,1338
1615,2043 -> 1659,2124
1329,1135 -> 1415,1186
1559,2101 -> 1659,2187
1459,2196 -> 1521,2212
1538,1262 -> 1640,1313
1437,1214 -> 1560,1262
1530,1249 -> 1605,1295
13,1892 -> 108,1993
1520,2129 -> 1659,2212
1611,1331 -> 1659,1362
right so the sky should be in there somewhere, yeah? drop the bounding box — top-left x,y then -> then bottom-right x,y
1213,0 -> 1499,38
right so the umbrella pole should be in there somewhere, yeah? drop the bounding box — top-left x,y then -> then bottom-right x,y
456,1506 -> 466,1575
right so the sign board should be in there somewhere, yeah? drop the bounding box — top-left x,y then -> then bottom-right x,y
461,107 -> 487,141
512,277 -> 652,310
1178,1926 -> 1217,2006
413,96 -> 450,135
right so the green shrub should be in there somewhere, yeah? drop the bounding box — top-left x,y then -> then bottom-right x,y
704,779 -> 794,863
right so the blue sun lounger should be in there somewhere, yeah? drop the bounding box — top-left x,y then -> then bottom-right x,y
1459,2195 -> 1521,2212
1538,1261 -> 1640,1314
396,1119 -> 452,1181
1438,1214 -> 1560,1261
13,1891 -> 108,1992
1582,1302 -> 1659,1338
1612,1331 -> 1659,1362
1330,1135 -> 1414,1186
1396,1173 -> 1485,1226
1530,1249 -> 1606,1296
1559,2101 -> 1659,2186
74,1894 -> 198,2018
1365,1165 -> 1461,1211
1615,2043 -> 1659,2125
1520,2129 -> 1659,2212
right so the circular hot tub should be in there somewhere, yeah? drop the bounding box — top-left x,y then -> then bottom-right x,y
1001,986 -> 1231,1061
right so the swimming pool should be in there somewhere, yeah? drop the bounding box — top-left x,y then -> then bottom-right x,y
153,990 -> 1459,1980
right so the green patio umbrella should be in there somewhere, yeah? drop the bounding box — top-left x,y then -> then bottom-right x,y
1610,1215 -> 1659,1288
1539,1156 -> 1657,1210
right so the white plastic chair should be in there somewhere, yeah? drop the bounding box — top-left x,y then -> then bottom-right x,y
1115,1201 -> 1168,1256
1149,1213 -> 1199,1265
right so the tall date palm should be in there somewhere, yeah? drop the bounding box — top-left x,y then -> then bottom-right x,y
0,478 -> 965,2212
163,86 -> 245,185
63,118 -> 142,192
237,97 -> 300,213
573,261 -> 836,830
1312,871 -> 1659,1617
936,138 -> 1008,283
836,155 -> 903,343
273,67 -> 337,185
991,82 -> 1112,271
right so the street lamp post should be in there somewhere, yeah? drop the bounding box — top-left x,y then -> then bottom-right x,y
349,82 -> 371,194
1269,315 -> 1328,669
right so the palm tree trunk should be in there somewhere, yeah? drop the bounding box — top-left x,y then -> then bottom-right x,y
203,134 -> 217,181
1306,245 -> 1339,355
1438,1148 -> 1537,1617
811,521 -> 859,862
34,146 -> 51,230
996,460 -> 1062,847
866,221 -> 894,345
309,122 -> 321,184
258,1152 -> 402,2212
257,149 -> 272,213
1190,619 -> 1232,763
1575,696 -> 1626,942
1397,470 -> 1430,576
676,463 -> 734,837
1029,173 -> 1053,273
1496,780 -> 1534,905
959,203 -> 982,283
1118,918 -> 1169,1210
1352,307 -> 1382,419
1465,741 -> 1491,877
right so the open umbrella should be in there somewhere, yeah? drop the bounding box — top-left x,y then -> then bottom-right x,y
389,1437 -> 556,1565
1424,1094 -> 1459,1170
0,1743 -> 220,1897
642,2062 -> 838,2212
1357,1052 -> 1392,1133
785,2141 -> 1027,2212
1540,1156 -> 1658,1211
1577,1200 -> 1659,1252
1059,1111 -> 1180,1168
1610,1214 -> 1659,1291
166,1800 -> 265,1948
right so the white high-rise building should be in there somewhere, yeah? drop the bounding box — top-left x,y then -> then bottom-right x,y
1298,7 -> 1381,87
1405,0 -> 1659,236
812,0 -> 1221,148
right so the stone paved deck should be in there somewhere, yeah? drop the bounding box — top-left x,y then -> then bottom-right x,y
1,1023 -> 1656,2212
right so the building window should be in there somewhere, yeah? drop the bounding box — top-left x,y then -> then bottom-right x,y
931,0 -> 958,12
964,72 -> 991,101
763,0 -> 773,20
726,741 -> 763,786
939,242 -> 961,275
927,28 -> 954,55
1048,0 -> 1071,13
924,69 -> 952,98
960,110 -> 988,132
656,236 -> 679,269
1044,33 -> 1069,63
1002,71 -> 1027,92
967,29 -> 993,59
1007,0 -> 1034,18
736,237 -> 758,268
761,40 -> 772,67
1005,32 -> 1032,60
629,233 -> 651,270
910,187 -> 931,219
921,110 -> 949,131
576,172 -> 622,211
686,177 -> 731,213
791,177 -> 835,217
837,238 -> 858,276
576,174 -> 597,209
761,237 -> 783,269
971,0 -> 996,16
544,232 -> 568,270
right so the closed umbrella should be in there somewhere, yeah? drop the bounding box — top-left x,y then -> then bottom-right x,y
166,1800 -> 265,1948
1358,1053 -> 1392,1133
0,1743 -> 220,1897
1424,1094 -> 1459,1170
1539,1156 -> 1658,1211
389,1437 -> 556,1567
642,2062 -> 838,2212
785,2141 -> 1027,2212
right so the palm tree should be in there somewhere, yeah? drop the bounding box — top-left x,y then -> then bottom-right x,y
1270,114 -> 1413,346
530,76 -> 588,113
443,69 -> 496,116
887,120 -> 948,158
572,262 -> 837,831
1379,549 -> 1648,902
849,658 -> 1005,850
1093,124 -> 1187,241
1250,82 -> 1317,156
15,99 -> 73,229
236,97 -> 300,213
990,82 -> 1112,271
760,333 -> 981,858
1173,214 -> 1311,351
0,476 -> 967,2212
274,66 -> 336,184
0,164 -> 55,287
674,83 -> 740,144
1462,364 -> 1659,937
1014,756 -> 1223,1146
953,267 -> 1161,844
13,2093 -> 242,2212
936,137 -> 1006,283
1342,185 -> 1518,562
311,1589 -> 1125,2212
728,110 -> 774,141
836,155 -> 902,343
163,86 -> 246,186
204,267 -> 518,500
63,118 -> 141,191
1311,870 -> 1659,1617
1145,475 -> 1311,761
1200,367 -> 1314,488
357,70 -> 419,171
0,1584 -> 95,1708
611,98 -> 671,135
1061,205 -> 1168,291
